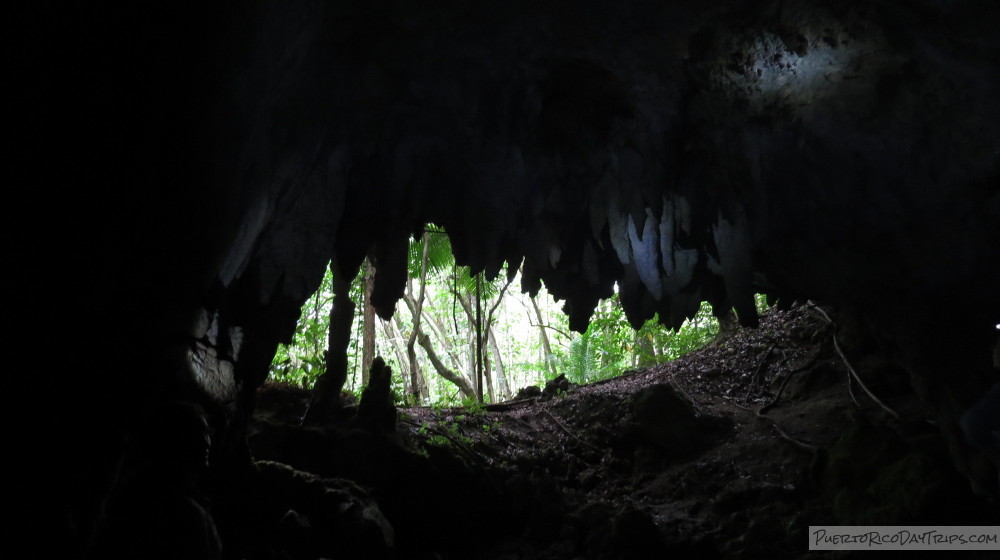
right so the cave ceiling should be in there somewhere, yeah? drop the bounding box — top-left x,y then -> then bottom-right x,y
200,0 -> 1000,351
17,0 -> 1000,382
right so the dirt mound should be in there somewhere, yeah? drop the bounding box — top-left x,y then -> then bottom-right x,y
242,304 -> 998,559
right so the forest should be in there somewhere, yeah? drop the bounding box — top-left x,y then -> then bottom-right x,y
267,228 -> 751,406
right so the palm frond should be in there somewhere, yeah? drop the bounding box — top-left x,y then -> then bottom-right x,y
408,224 -> 457,275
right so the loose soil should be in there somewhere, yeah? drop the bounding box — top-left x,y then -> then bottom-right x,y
245,304 -> 998,559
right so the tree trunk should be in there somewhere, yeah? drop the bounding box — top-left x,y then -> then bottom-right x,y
483,272 -> 515,401
634,331 -> 656,368
475,274 -> 484,402
361,258 -> 376,387
426,310 -> 465,371
390,313 -> 416,397
530,295 -> 558,377
406,235 -> 432,404
417,332 -> 476,400
380,313 -> 409,384
466,327 -> 477,396
404,293 -> 465,373
488,327 -> 510,400
453,292 -> 483,399
450,270 -> 513,402
483,348 -> 495,403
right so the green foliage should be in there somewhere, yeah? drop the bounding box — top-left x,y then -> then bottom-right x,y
419,420 -> 474,447
561,330 -> 617,384
462,399 -> 487,416
585,294 -> 632,357
267,263 -> 367,389
429,400 -> 450,415
430,395 -> 488,414
415,227 -> 509,300
409,228 -> 456,276
555,295 -> 724,384
637,300 -> 720,363
266,221 -> 772,403
268,268 -> 335,388
755,292 -> 772,315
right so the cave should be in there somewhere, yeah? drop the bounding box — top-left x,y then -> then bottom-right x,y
14,1 -> 1000,558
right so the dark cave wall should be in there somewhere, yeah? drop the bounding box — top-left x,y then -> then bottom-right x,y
207,0 -> 1000,385
12,1 -> 1000,555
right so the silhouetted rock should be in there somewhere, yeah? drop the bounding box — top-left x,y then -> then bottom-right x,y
631,384 -> 732,464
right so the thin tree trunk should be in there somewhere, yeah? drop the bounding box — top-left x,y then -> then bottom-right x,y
380,313 -> 409,383
390,313 -> 415,397
406,235 -> 431,404
453,292 -> 482,398
426,310 -> 465,371
466,327 -> 477,396
417,332 -> 476,400
310,287 -> 324,358
404,293 -> 464,373
634,331 -> 656,368
483,272 -> 514,401
450,270 -> 513,402
475,274 -> 484,402
488,327 -> 510,400
361,258 -> 376,387
484,349 -> 495,403
530,295 -> 558,377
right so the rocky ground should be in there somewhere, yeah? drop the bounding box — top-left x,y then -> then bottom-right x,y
235,304 -> 999,559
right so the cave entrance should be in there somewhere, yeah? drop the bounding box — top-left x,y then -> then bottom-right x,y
266,233 -> 741,410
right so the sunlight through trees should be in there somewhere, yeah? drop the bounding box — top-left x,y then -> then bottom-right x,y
269,230 -> 738,405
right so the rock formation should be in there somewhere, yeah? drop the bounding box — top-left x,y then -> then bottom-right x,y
10,1 -> 999,557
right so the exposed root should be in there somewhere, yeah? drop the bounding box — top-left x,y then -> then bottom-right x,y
757,345 -> 823,416
539,406 -> 603,453
745,342 -> 776,399
806,301 -> 900,420
751,345 -> 826,452
763,417 -> 821,452
667,370 -> 703,414
400,417 -> 484,466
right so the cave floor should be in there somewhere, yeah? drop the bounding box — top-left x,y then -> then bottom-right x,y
246,305 -> 998,559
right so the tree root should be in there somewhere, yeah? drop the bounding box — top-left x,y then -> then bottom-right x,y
667,371 -> 703,414
806,301 -> 899,420
751,345 -> 826,452
745,342 -> 776,400
758,345 -> 823,415
539,406 -> 604,453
